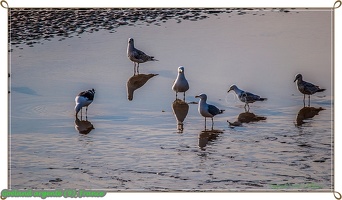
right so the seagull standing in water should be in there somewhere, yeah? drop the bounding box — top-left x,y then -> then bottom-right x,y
172,66 -> 189,100
195,93 -> 224,129
127,38 -> 157,74
294,73 -> 325,106
75,88 -> 95,118
227,84 -> 267,111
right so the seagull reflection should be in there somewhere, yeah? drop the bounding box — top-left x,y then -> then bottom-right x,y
126,73 -> 158,101
227,111 -> 266,127
198,129 -> 223,150
75,116 -> 95,134
296,106 -> 325,126
172,99 -> 189,133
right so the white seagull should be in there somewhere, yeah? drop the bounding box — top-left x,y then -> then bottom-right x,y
127,38 -> 157,74
227,84 -> 267,110
75,88 -> 95,117
172,66 -> 189,100
294,73 -> 325,106
195,93 -> 224,129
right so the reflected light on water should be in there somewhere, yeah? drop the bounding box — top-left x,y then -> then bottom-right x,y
228,111 -> 266,128
171,99 -> 189,133
74,116 -> 95,134
198,129 -> 223,150
126,73 -> 159,101
295,107 -> 325,127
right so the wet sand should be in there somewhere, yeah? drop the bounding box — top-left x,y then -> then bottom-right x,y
9,8 -> 295,48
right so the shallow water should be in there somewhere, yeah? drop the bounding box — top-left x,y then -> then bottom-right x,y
9,9 -> 333,191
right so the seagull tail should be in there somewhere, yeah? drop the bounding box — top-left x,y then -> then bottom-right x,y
317,88 -> 326,92
150,56 -> 158,61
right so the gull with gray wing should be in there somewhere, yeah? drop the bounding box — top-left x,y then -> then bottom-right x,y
127,38 -> 157,74
195,93 -> 224,129
227,84 -> 267,111
294,73 -> 325,106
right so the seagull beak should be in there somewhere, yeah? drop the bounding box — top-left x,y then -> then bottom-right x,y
293,78 -> 297,82
195,95 -> 200,98
227,89 -> 231,93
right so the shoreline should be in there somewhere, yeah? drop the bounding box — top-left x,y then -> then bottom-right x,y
9,8 -> 293,48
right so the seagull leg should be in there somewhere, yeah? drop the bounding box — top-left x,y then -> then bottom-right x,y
80,108 -> 83,120
86,106 -> 88,116
211,118 -> 214,130
245,103 -> 249,112
308,95 -> 311,107
133,63 -> 136,75
205,117 -> 207,130
183,92 -> 186,101
176,92 -> 178,99
303,95 -> 306,107
244,103 -> 249,112
137,63 -> 140,74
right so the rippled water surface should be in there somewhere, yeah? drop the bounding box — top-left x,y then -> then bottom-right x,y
9,9 -> 333,191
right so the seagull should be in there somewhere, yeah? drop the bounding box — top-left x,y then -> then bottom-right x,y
294,74 -> 325,106
172,66 -> 189,100
195,93 -> 224,129
75,88 -> 95,117
127,38 -> 157,74
227,84 -> 267,111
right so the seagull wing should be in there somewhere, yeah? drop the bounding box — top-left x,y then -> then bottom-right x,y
78,90 -> 94,100
239,92 -> 256,103
246,92 -> 260,100
134,48 -> 147,57
132,48 -> 154,62
303,81 -> 323,94
240,91 -> 266,102
208,104 -> 221,116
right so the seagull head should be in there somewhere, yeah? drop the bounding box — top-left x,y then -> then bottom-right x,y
227,84 -> 238,93
195,93 -> 207,100
75,104 -> 82,115
91,88 -> 96,94
128,38 -> 134,44
294,74 -> 303,82
178,66 -> 185,73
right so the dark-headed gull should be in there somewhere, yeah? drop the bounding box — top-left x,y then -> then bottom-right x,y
172,66 -> 189,100
75,88 -> 95,117
127,38 -> 157,74
227,84 -> 267,110
195,93 -> 224,129
294,74 -> 325,106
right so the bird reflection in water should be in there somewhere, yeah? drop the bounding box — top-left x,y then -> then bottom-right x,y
198,129 -> 223,150
172,99 -> 189,133
75,116 -> 94,134
296,106 -> 325,126
126,73 -> 158,101
227,111 -> 266,128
